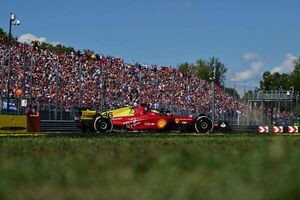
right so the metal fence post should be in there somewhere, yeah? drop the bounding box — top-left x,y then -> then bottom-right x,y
121,64 -> 124,107
48,99 -> 51,120
171,74 -> 175,112
0,50 -> 4,113
78,62 -> 82,108
198,80 -> 202,114
29,55 -> 34,108
139,69 -> 142,106
22,51 -> 26,114
212,81 -> 215,121
55,57 -> 59,120
101,64 -> 104,112
60,100 -> 63,120
156,70 -> 160,109
211,68 -> 216,121
6,37 -> 12,114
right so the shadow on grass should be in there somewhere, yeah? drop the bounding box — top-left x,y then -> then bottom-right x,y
41,131 -> 259,139
2,131 -> 289,139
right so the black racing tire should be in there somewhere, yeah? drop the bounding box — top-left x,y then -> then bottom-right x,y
93,117 -> 113,133
88,121 -> 96,132
198,113 -> 207,117
195,115 -> 213,133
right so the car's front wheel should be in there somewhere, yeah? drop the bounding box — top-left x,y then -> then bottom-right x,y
93,117 -> 113,133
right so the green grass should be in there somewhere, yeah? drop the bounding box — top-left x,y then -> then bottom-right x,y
1,134 -> 300,200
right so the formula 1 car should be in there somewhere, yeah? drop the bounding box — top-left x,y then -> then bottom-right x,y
74,105 -> 219,133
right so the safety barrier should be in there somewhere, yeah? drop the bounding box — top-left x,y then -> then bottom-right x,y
27,115 -> 41,132
0,114 -> 42,133
41,120 -> 81,132
0,115 -> 27,133
39,121 -> 259,133
258,125 -> 299,134
2,119 -> 295,134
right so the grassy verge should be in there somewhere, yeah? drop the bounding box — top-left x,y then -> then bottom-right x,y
0,134 -> 300,200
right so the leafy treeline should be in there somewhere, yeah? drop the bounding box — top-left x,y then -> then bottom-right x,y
178,58 -> 241,99
178,56 -> 300,95
260,58 -> 300,93
38,42 -> 75,54
177,57 -> 228,86
0,27 -> 17,43
0,28 -> 8,38
0,27 -> 75,54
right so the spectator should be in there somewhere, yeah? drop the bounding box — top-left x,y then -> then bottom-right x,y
0,35 -> 244,117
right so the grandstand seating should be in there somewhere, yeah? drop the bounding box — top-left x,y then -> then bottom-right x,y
0,36 -> 244,117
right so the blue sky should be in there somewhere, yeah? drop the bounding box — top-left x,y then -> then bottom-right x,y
1,0 -> 300,88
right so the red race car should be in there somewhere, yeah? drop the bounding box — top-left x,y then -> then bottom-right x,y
75,105 -> 215,133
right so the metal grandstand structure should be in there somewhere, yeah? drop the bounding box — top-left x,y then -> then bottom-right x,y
247,90 -> 299,125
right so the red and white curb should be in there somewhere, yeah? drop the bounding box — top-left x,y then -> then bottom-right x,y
258,126 -> 298,133
272,126 -> 283,133
288,126 -> 298,133
258,126 -> 269,133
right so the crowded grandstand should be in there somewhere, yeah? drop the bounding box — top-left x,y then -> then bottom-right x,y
0,33 -> 244,120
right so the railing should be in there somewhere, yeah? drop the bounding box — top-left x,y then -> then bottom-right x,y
40,120 -> 259,133
250,90 -> 295,101
41,120 -> 81,132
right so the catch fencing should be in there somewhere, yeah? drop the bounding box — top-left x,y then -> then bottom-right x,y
1,84 -> 298,127
1,50 -> 299,127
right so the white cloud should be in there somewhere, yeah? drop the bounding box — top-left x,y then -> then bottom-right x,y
243,53 -> 256,61
232,52 -> 264,82
251,61 -> 263,70
18,33 -> 60,46
232,70 -> 255,82
18,33 -> 46,44
270,53 -> 297,74
167,1 -> 192,9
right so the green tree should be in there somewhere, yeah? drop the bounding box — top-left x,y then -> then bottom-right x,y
195,59 -> 210,80
224,87 -> 240,99
40,42 -> 75,54
291,58 -> 300,93
177,57 -> 228,86
242,90 -> 253,101
0,28 -> 8,38
206,57 -> 227,86
178,62 -> 190,74
260,71 -> 272,90
260,71 -> 292,91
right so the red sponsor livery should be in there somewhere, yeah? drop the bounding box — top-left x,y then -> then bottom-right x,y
288,126 -> 298,133
258,126 -> 269,133
110,106 -> 196,131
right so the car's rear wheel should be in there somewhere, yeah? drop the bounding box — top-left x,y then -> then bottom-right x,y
195,115 -> 213,133
94,117 -> 113,133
